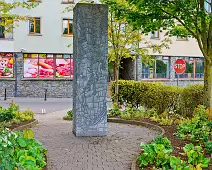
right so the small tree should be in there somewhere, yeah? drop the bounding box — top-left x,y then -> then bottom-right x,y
0,1 -> 38,32
107,2 -> 170,104
104,0 -> 212,117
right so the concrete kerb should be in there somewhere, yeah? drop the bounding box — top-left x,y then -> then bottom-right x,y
12,119 -> 39,132
107,118 -> 165,170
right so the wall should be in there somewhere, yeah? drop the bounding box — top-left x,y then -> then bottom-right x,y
12,0 -> 79,53
142,79 -> 204,87
141,31 -> 204,57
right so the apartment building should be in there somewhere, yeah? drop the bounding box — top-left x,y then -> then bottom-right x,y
0,0 -> 78,98
121,30 -> 204,87
0,0 -> 204,98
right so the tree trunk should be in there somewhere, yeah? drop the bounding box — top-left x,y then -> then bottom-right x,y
114,65 -> 119,105
203,59 -> 212,120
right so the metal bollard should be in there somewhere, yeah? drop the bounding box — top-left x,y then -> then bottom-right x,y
4,88 -> 6,101
44,89 -> 47,101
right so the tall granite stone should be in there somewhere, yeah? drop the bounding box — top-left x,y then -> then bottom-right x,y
73,4 -> 108,136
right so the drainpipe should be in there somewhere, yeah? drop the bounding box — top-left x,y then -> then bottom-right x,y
14,53 -> 18,97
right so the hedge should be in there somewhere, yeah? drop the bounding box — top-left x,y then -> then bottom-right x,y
110,80 -> 204,116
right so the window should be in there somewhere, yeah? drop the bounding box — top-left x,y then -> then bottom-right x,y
176,35 -> 188,41
27,0 -> 42,2
0,53 -> 14,78
205,0 -> 211,13
0,19 -> 5,38
150,31 -> 159,39
62,0 -> 74,3
142,56 -> 169,79
63,19 -> 73,36
29,18 -> 41,34
24,54 -> 74,79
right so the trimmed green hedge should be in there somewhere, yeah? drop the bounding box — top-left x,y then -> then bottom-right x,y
110,80 -> 204,116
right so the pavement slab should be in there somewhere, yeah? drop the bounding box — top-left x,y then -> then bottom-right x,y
33,109 -> 159,170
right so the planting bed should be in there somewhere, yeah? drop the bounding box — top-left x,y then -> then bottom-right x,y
134,118 -> 212,170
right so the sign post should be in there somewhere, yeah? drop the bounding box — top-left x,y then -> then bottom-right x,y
174,59 -> 186,86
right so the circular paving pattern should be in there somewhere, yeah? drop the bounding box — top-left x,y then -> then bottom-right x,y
33,110 -> 159,170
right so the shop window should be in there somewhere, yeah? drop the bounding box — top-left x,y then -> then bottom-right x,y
142,56 -> 169,79
0,53 -> 14,78
195,58 -> 204,78
150,31 -> 159,39
174,57 -> 195,78
63,19 -> 73,36
24,54 -> 74,79
29,18 -> 41,34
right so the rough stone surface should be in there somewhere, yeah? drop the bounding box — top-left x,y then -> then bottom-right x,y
33,110 -> 159,170
73,4 -> 108,136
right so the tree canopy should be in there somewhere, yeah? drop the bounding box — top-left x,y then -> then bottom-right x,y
0,1 -> 38,31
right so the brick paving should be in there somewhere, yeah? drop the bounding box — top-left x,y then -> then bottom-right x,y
33,110 -> 159,170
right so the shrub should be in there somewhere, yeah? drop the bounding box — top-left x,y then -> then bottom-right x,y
138,136 -> 210,170
180,84 -> 204,117
110,80 -> 203,115
0,129 -> 47,170
63,109 -> 73,120
177,105 -> 212,154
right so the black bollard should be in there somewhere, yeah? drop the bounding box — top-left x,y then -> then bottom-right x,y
44,89 -> 47,101
4,88 -> 6,100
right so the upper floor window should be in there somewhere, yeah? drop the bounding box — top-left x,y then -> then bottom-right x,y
27,0 -> 42,2
62,0 -> 74,4
63,19 -> 73,36
205,0 -> 211,13
150,31 -> 159,39
176,35 -> 188,41
0,19 -> 5,38
29,18 -> 41,34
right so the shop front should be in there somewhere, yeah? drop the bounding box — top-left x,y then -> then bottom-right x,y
0,52 -> 73,98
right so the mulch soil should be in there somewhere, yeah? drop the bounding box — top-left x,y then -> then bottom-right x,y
125,118 -> 212,170
10,120 -> 35,130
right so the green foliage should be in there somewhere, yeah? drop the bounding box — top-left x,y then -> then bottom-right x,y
67,110 -> 73,118
177,105 -> 212,154
63,109 -> 74,121
138,136 -> 173,168
180,84 -> 204,117
0,129 -> 47,170
183,144 -> 210,168
138,136 -> 210,170
14,109 -> 34,122
111,80 -> 204,116
0,103 -> 34,129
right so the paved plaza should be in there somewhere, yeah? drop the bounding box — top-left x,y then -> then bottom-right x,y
1,98 -> 159,170
33,109 -> 159,170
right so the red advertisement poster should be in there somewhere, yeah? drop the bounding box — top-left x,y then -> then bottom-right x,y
70,58 -> 74,79
0,53 -> 14,78
24,59 -> 38,78
56,59 -> 71,78
39,59 -> 54,78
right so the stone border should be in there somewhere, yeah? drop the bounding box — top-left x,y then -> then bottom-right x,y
107,118 -> 165,170
12,119 -> 39,132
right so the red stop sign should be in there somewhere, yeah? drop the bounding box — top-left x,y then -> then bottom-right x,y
174,59 -> 186,74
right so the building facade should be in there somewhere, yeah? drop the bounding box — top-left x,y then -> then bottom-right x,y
0,0 -> 204,98
128,30 -> 204,87
0,0 -> 77,98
